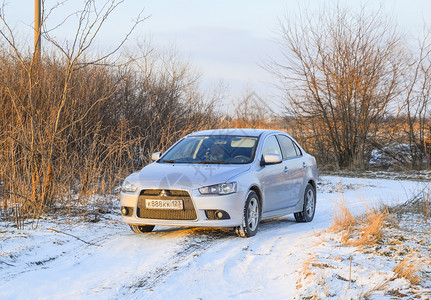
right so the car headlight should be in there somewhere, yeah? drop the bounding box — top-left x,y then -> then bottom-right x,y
199,182 -> 237,195
121,180 -> 137,193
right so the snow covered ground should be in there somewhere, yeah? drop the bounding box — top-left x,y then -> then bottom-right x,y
0,175 -> 430,299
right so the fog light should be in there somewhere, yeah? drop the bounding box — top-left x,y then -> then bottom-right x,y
204,210 -> 230,220
121,207 -> 129,216
216,211 -> 224,219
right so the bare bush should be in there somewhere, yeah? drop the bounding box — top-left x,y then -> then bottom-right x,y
0,1 -> 219,227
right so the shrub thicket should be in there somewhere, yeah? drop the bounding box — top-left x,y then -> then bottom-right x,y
0,45 -> 218,227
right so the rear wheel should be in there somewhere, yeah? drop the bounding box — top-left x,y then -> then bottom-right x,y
294,183 -> 316,223
130,225 -> 155,234
235,191 -> 261,238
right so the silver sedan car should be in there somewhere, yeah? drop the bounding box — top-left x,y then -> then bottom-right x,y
120,129 -> 318,237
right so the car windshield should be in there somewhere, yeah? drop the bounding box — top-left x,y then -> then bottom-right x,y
160,135 -> 259,164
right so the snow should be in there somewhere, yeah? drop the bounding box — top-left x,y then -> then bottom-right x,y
294,210 -> 431,299
0,175 -> 430,299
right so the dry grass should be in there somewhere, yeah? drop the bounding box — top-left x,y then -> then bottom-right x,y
329,191 -> 427,287
296,255 -> 332,299
393,253 -> 422,285
329,191 -> 357,233
296,256 -> 317,290
329,191 -> 390,247
348,208 -> 389,247
360,275 -> 395,299
314,191 -> 430,298
329,202 -> 357,232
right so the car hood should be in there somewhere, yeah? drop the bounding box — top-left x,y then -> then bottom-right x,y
128,162 -> 251,190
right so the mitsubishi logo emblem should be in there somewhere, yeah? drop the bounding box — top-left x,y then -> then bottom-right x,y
160,190 -> 167,197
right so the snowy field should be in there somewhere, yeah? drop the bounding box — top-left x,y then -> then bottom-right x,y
0,175 -> 430,299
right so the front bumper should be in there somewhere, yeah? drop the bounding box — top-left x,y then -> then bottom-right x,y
120,188 -> 247,228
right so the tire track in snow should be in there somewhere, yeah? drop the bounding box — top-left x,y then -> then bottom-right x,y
116,229 -> 232,299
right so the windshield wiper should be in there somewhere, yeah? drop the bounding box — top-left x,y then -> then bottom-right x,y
161,159 -> 177,163
196,160 -> 230,164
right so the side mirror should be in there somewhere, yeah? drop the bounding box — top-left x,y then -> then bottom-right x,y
261,153 -> 282,166
151,152 -> 162,161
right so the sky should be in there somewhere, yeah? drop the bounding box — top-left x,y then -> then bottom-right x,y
2,0 -> 431,111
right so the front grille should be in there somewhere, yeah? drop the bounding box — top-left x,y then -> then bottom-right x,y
137,189 -> 197,220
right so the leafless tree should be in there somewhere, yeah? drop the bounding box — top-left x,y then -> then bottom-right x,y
400,29 -> 431,169
270,4 -> 403,169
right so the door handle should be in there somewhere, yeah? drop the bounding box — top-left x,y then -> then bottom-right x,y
302,162 -> 306,168
284,166 -> 289,174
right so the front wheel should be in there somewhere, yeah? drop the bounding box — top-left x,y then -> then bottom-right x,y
130,225 -> 155,234
294,183 -> 316,223
235,191 -> 261,238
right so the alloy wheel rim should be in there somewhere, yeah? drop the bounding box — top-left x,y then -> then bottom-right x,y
305,189 -> 315,217
247,197 -> 259,231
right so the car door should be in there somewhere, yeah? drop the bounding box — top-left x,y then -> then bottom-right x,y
258,135 -> 291,213
276,134 -> 306,207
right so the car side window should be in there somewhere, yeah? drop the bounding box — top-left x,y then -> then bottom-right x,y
277,135 -> 301,159
293,142 -> 302,156
262,135 -> 282,156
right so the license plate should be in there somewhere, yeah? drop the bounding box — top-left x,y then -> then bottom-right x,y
145,199 -> 184,210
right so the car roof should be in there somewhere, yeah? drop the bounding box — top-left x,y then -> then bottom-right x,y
188,128 -> 288,137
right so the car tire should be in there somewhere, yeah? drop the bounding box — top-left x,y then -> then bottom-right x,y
294,183 -> 316,223
130,225 -> 155,233
235,191 -> 261,238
